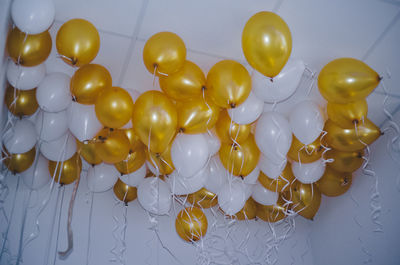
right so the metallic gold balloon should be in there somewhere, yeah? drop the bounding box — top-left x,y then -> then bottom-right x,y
175,207 -> 208,242
317,166 -> 352,197
123,128 -> 145,151
113,179 -> 137,203
5,84 -> 38,117
287,135 -> 323,163
206,60 -> 251,108
143,32 -> 186,76
3,146 -> 36,174
325,149 -> 364,173
234,197 -> 257,220
176,97 -> 220,134
132,90 -> 177,154
76,139 -> 102,165
56,19 -> 100,67
258,162 -> 295,193
256,196 -> 288,223
146,144 -> 175,175
95,128 -> 130,164
114,148 -> 146,174
95,87 -> 134,128
187,188 -> 218,209
327,100 -> 368,129
159,60 -> 206,101
70,64 -> 112,104
219,134 -> 260,177
286,181 -> 321,220
49,153 -> 82,185
242,12 -> 292,78
324,119 -> 381,152
318,58 -> 380,104
215,110 -> 251,144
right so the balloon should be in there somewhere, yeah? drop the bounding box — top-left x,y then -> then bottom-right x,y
251,181 -> 278,206
289,101 -> 324,145
292,159 -> 325,184
318,58 -> 380,104
21,155 -> 51,190
123,128 -> 145,151
7,27 -> 51,66
259,162 -> 295,193
243,166 -> 260,185
176,97 -> 220,134
11,0 -> 55,35
327,100 -> 368,129
40,132 -> 77,161
67,102 -> 103,142
35,110 -> 68,142
3,119 -> 37,154
143,32 -> 186,76
206,60 -> 251,109
7,61 -> 46,90
70,64 -> 112,104
203,131 -> 221,156
76,140 -> 102,165
227,91 -> 263,125
258,153 -> 287,180
242,11 -> 292,78
3,146 -> 36,173
216,110 -> 251,144
5,85 -> 38,117
137,177 -> 171,215
219,134 -> 260,177
119,163 -> 146,187
113,179 -> 137,203
171,133 -> 209,178
325,149 -> 364,173
167,166 -> 207,196
204,156 -> 228,194
56,19 -> 100,66
147,144 -> 175,175
159,60 -> 205,101
287,135 -> 323,163
252,59 -> 305,103
218,180 -> 247,215
187,188 -> 218,209
175,207 -> 207,242
234,198 -> 257,220
49,153 -> 82,185
324,119 -> 381,151
114,148 -> 146,174
285,181 -> 321,220
317,166 -> 352,197
95,128 -> 130,164
132,90 -> 177,154
36,72 -> 72,112
256,196 -> 287,223
87,163 -> 119,192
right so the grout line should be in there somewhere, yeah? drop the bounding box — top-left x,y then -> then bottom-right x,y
273,0 -> 285,13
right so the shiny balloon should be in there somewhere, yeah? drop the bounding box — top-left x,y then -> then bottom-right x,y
187,188 -> 218,209
258,162 -> 295,193
3,146 -> 36,174
146,144 -> 175,175
95,128 -> 131,164
113,179 -> 137,203
317,166 -> 352,197
287,135 -> 323,163
5,84 -> 38,117
49,153 -> 82,185
216,110 -> 251,144
286,181 -> 321,220
234,197 -> 257,220
256,196 -> 288,223
327,100 -> 368,129
175,207 -> 208,242
76,139 -> 102,165
325,149 -> 364,173
114,148 -> 146,175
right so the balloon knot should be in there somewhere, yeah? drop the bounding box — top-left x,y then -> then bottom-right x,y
269,78 -> 274,83
353,119 -> 359,125
91,164 -> 95,167
310,217 -> 314,221
380,131 -> 385,136
255,217 -> 258,221
179,128 -> 185,133
124,202 -> 128,207
155,153 -> 161,158
378,75 -> 383,81
129,149 -> 133,154
72,96 -> 77,102
201,86 -> 206,91
240,175 -> 244,180
109,128 -> 114,132
230,103 -> 236,108
71,57 -> 77,66
233,143 -> 238,150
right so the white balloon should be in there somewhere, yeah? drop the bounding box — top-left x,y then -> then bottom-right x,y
36,73 -> 72,113
205,156 -> 228,194
243,166 -> 260,185
67,102 -> 103,142
252,59 -> 305,103
21,155 -> 50,190
137,177 -> 171,215
167,166 -> 207,196
7,61 -> 46,90
87,163 -> 119,193
35,110 -> 68,142
3,119 -> 37,154
258,153 -> 287,180
218,180 -> 247,215
228,91 -> 264,125
40,132 -> 77,161
292,159 -> 326,184
251,181 -> 278,206
242,182 -> 254,200
119,163 -> 146,187
11,0 -> 55,35
203,131 -> 221,156
171,133 -> 209,178
255,112 -> 292,164
146,161 -> 159,176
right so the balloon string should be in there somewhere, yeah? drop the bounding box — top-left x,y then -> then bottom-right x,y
304,65 -> 316,96
86,192 -> 94,265
51,185 -> 66,265
110,198 -> 121,263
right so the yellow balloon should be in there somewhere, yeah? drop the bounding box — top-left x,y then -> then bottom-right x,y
146,144 -> 175,175
324,119 -> 381,152
325,149 -> 364,173
49,153 -> 82,185
95,128 -> 130,164
95,87 -> 134,129
143,32 -> 186,76
258,162 -> 295,193
242,11 -> 292,78
187,188 -> 218,209
123,128 -> 145,151
7,27 -> 51,66
287,135 -> 323,163
159,60 -> 206,101
3,146 -> 36,174
175,207 -> 207,242
215,110 -> 251,144
206,60 -> 251,108
327,100 -> 368,129
70,64 -> 112,104
318,58 -> 380,104
132,90 -> 177,154
114,148 -> 146,174
317,166 -> 352,197
76,139 -> 102,165
256,196 -> 288,223
234,197 -> 257,220
56,19 -> 100,67
113,179 -> 137,203
285,181 -> 321,220
5,84 -> 38,117
219,134 -> 260,177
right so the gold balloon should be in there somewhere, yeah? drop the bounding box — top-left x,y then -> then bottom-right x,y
95,128 -> 130,164
49,153 -> 82,185
95,87 -> 134,128
256,196 -> 288,223
285,181 -> 321,220
175,207 -> 207,242
146,144 -> 175,175
176,97 -> 220,134
143,32 -> 186,76
215,110 -> 251,144
206,60 -> 251,108
234,197 -> 257,220
70,64 -> 112,104
113,179 -> 137,203
123,128 -> 145,151
327,100 -> 368,129
242,11 -> 292,78
132,90 -> 177,154
324,119 -> 381,152
258,163 -> 295,193
114,148 -> 146,174
5,84 -> 38,117
159,60 -> 206,101
219,134 -> 260,177
317,166 -> 352,197
287,135 -> 323,163
318,58 -> 380,104
56,19 -> 100,67
324,149 -> 364,173
187,188 -> 218,209
76,139 -> 102,165
3,146 -> 36,174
